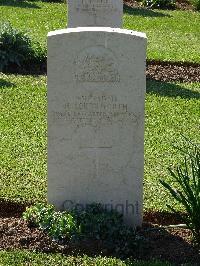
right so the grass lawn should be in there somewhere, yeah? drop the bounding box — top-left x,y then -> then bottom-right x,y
0,0 -> 200,63
0,251 -> 171,266
1,74 -> 199,211
0,75 -> 47,203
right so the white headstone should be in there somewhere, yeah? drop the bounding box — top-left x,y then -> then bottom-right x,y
67,0 -> 123,28
47,27 -> 147,227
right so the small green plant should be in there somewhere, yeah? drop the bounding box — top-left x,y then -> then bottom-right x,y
23,203 -> 142,256
71,203 -> 142,256
160,141 -> 200,244
0,22 -> 44,71
142,0 -> 176,9
191,0 -> 200,10
23,204 -> 79,241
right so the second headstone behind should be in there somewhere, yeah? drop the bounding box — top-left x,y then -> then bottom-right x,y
67,0 -> 123,28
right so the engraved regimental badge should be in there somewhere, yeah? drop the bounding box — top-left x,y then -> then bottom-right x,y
75,46 -> 120,82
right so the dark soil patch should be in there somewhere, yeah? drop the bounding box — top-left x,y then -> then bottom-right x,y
3,60 -> 200,83
2,61 -> 47,76
143,210 -> 188,225
176,0 -> 194,10
147,60 -> 200,83
124,0 -> 195,11
0,200 -> 200,264
124,0 -> 141,9
137,224 -> 200,264
0,199 -> 30,218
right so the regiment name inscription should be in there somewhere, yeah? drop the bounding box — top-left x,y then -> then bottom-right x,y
52,94 -> 138,127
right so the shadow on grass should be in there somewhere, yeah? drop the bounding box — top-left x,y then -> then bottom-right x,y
0,0 -> 40,9
0,78 -> 16,88
124,4 -> 171,17
0,198 -> 30,218
147,80 -> 200,99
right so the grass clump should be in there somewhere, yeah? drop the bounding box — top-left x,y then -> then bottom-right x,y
160,139 -> 200,244
23,203 -> 143,257
0,22 -> 45,71
0,250 -> 172,266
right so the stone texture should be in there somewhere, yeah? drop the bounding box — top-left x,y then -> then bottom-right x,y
67,0 -> 123,28
47,27 -> 147,227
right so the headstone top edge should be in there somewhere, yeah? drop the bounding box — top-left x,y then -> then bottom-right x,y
67,0 -> 123,6
48,28 -> 147,39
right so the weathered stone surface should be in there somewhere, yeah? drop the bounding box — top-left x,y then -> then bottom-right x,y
67,0 -> 123,28
47,28 -> 147,227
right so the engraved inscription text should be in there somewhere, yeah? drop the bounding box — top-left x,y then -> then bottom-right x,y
52,94 -> 138,127
75,46 -> 120,83
76,0 -> 117,11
